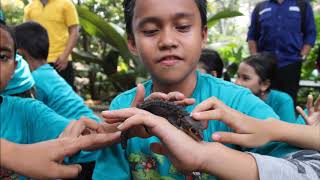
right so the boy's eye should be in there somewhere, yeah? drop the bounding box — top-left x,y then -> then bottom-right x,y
143,29 -> 159,36
0,53 -> 10,61
243,76 -> 250,81
176,25 -> 191,32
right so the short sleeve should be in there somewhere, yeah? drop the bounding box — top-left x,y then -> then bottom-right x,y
63,0 -> 79,27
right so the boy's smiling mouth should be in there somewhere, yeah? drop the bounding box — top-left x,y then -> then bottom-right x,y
158,55 -> 183,66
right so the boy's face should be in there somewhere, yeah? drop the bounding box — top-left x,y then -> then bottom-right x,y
128,0 -> 207,85
0,28 -> 16,91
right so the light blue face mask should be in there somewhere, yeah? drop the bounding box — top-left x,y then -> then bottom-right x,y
1,54 -> 35,95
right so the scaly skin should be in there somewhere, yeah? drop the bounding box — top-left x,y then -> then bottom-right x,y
121,99 -> 203,149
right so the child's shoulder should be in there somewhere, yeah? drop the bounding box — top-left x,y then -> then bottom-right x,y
198,72 -> 251,95
269,89 -> 293,102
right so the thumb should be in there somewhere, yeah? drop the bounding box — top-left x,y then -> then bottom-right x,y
51,163 -> 82,179
131,83 -> 145,107
212,132 -> 253,147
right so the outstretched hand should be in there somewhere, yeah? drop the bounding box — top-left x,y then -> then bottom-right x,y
296,94 -> 320,127
1,134 -> 120,180
59,117 -> 121,151
110,108 -> 208,174
191,97 -> 273,148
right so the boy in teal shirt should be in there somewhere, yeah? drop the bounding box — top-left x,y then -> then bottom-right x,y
265,89 -> 297,123
93,0 -> 303,179
15,21 -> 100,122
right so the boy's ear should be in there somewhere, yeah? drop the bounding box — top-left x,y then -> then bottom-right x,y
201,26 -> 208,49
127,35 -> 138,56
210,70 -> 218,78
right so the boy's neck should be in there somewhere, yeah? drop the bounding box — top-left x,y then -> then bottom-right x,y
28,58 -> 47,72
152,72 -> 197,98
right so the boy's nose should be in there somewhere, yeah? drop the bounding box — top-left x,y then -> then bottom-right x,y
158,29 -> 178,50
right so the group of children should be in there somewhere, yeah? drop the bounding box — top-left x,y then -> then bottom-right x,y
1,0 -> 319,179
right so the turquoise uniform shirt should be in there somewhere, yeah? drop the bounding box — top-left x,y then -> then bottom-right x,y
264,90 -> 296,123
32,64 -> 100,121
2,54 -> 35,95
0,95 -> 98,179
93,72 -> 301,180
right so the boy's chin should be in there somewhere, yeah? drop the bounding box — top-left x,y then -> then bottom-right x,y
152,73 -> 192,85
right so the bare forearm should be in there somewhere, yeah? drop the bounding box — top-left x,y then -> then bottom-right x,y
201,143 -> 259,180
62,25 -> 79,58
269,119 -> 320,150
248,40 -> 258,55
0,139 -> 19,170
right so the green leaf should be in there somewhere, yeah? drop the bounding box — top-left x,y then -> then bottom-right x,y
76,5 -> 133,64
207,9 -> 243,28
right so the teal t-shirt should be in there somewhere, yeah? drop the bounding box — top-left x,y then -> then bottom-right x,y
32,64 -> 100,122
264,90 -> 296,123
0,95 -> 98,179
93,72 -> 301,180
2,54 -> 35,95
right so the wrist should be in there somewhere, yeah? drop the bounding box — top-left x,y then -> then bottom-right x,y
198,142 -> 222,173
1,140 -> 21,169
263,118 -> 282,142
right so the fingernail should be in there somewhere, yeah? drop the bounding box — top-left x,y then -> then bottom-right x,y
117,123 -> 124,130
191,112 -> 200,117
212,134 -> 221,140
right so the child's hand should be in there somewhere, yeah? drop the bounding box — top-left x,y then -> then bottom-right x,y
133,83 -> 196,107
59,117 -> 103,138
4,135 -> 120,179
192,97 -> 273,147
117,84 -> 195,139
296,95 -> 320,127
59,117 -> 121,150
110,108 -> 208,174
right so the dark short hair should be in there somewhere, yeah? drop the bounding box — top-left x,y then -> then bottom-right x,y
0,23 -> 16,60
243,52 -> 277,90
15,21 -> 49,60
123,0 -> 207,36
199,48 -> 223,78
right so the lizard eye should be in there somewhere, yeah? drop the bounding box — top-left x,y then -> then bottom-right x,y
189,128 -> 197,134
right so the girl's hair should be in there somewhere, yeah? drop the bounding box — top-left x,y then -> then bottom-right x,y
0,22 -> 16,60
199,48 -> 224,78
242,52 -> 277,90
123,0 -> 207,37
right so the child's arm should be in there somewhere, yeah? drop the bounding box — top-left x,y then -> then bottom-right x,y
191,96 -> 320,151
104,108 -> 259,180
58,117 -> 121,151
0,135 -> 119,179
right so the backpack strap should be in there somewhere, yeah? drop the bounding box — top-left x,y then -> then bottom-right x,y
296,0 -> 307,35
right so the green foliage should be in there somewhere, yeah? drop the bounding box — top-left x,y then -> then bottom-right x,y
77,6 -> 133,64
301,14 -> 320,81
207,9 -> 243,28
1,1 -> 24,25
